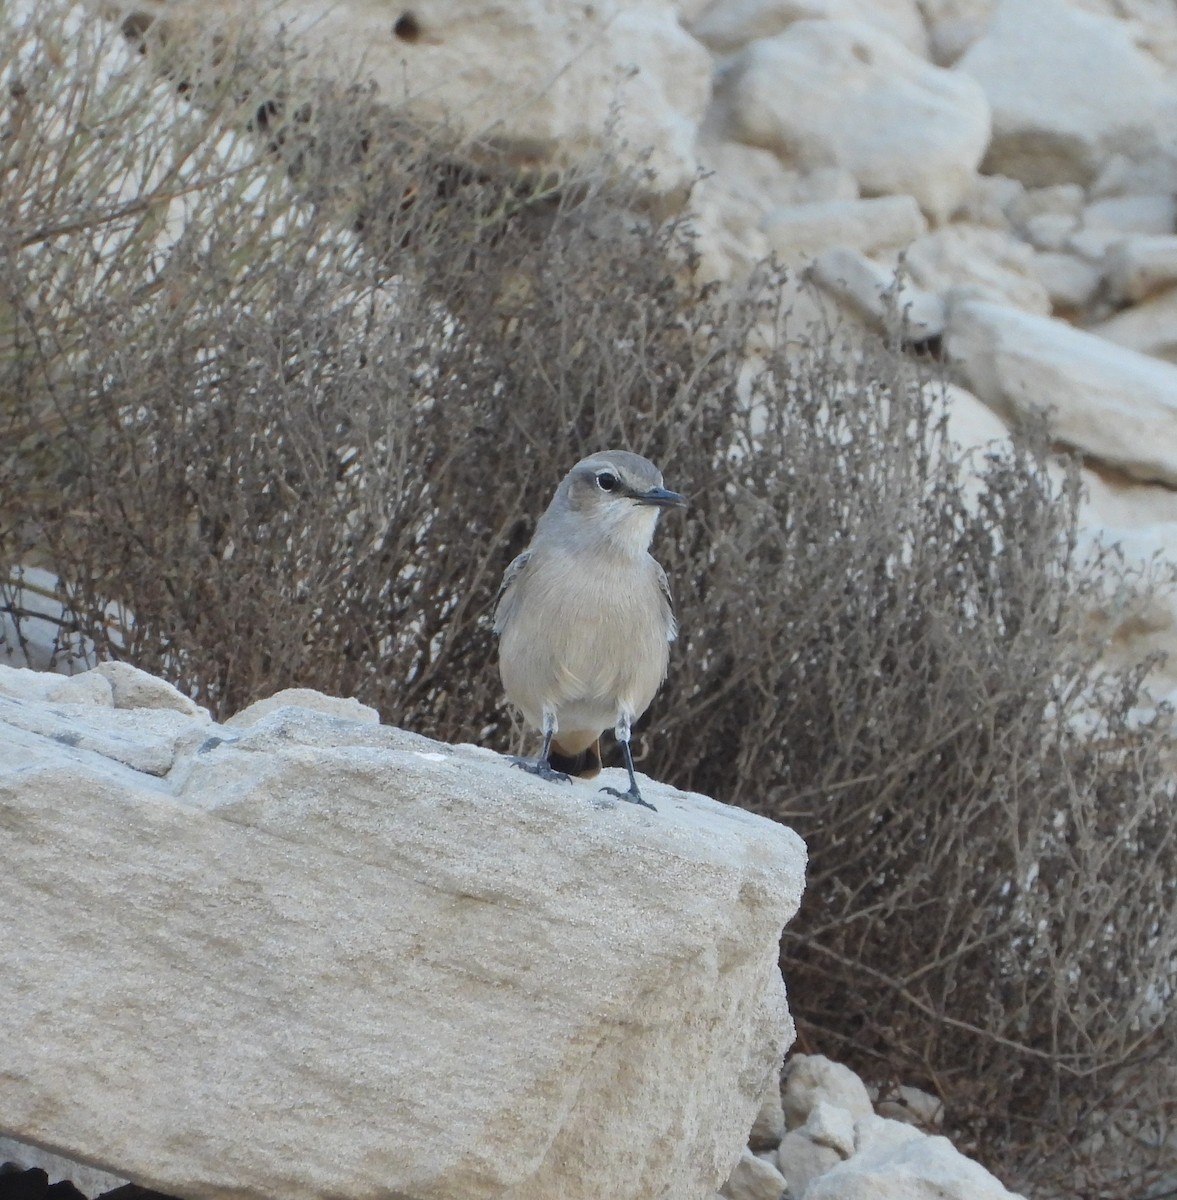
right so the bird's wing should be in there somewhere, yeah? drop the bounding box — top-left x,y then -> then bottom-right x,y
656,561 -> 678,643
492,550 -> 532,635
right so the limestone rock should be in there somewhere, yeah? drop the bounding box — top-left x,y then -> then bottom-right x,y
782,1056 -> 874,1128
1089,288 -> 1177,363
1104,236 -> 1177,303
226,686 -> 380,728
904,224 -> 1051,315
944,298 -> 1177,486
775,1129 -> 843,1197
1082,194 -> 1177,237
956,0 -> 1176,187
724,20 -> 991,222
806,1101 -> 856,1158
809,249 -> 946,341
122,0 -> 713,199
748,1082 -> 786,1151
951,172 -> 1024,229
1031,250 -> 1103,312
93,660 -> 206,716
720,1147 -> 788,1200
853,1114 -> 925,1155
937,382 -> 1012,457
761,196 -> 927,262
690,0 -> 928,56
918,0 -> 994,65
0,670 -> 806,1200
806,1125 -> 1024,1199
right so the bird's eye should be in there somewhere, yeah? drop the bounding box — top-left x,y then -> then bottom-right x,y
595,471 -> 619,492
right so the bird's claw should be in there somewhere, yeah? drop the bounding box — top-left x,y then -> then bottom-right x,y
509,756 -> 572,785
600,785 -> 657,812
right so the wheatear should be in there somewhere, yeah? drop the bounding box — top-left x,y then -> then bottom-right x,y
494,450 -> 687,811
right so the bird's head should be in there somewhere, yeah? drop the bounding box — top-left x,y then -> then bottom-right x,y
549,449 -> 688,556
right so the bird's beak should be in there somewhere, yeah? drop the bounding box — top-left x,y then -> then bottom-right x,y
636,486 -> 688,510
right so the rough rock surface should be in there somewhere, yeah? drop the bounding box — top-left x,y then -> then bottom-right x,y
956,0 -> 1176,186
722,19 -> 990,221
945,298 -> 1177,486
124,0 -> 714,198
0,664 -> 806,1200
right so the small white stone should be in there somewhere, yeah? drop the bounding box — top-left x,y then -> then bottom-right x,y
721,1147 -> 788,1200
749,1080 -> 787,1150
1082,194 -> 1177,236
809,248 -> 946,340
226,687 -> 380,728
762,196 -> 927,261
1105,236 -> 1177,303
93,661 -> 205,717
854,1113 -> 925,1154
776,1129 -> 844,1197
1031,251 -> 1103,311
691,0 -> 929,56
1021,212 -> 1080,253
806,1101 -> 857,1157
783,1055 -> 874,1126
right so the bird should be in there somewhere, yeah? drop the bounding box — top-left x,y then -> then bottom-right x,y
493,449 -> 687,811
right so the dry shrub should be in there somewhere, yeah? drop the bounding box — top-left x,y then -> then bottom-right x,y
3,4 -> 1176,1194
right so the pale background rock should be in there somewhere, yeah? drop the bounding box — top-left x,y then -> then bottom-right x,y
783,1056 -> 874,1127
721,19 -> 990,221
0,668 -> 805,1200
956,0 -> 1177,186
945,298 -> 1177,486
808,248 -> 946,340
690,0 -> 929,56
123,0 -> 714,198
719,1147 -> 787,1200
762,196 -> 927,262
903,224 -> 1051,314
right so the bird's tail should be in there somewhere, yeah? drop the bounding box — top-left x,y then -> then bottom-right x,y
550,736 -> 602,779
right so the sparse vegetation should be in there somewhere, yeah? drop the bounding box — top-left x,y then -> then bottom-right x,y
2,4 -> 1175,1195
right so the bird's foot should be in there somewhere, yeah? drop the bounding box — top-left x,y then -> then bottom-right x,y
600,785 -> 657,812
509,756 -> 572,785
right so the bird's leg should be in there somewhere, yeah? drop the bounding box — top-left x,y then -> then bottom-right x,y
509,709 -> 572,784
600,712 -> 657,811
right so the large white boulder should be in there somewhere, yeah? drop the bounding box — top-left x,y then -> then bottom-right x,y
119,0 -> 714,198
722,19 -> 991,222
944,298 -> 1177,486
0,668 -> 806,1200
956,0 -> 1177,186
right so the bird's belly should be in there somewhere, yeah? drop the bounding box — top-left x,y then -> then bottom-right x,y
499,590 -> 669,732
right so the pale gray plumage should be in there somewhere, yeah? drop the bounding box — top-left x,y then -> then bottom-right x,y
494,450 -> 687,810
